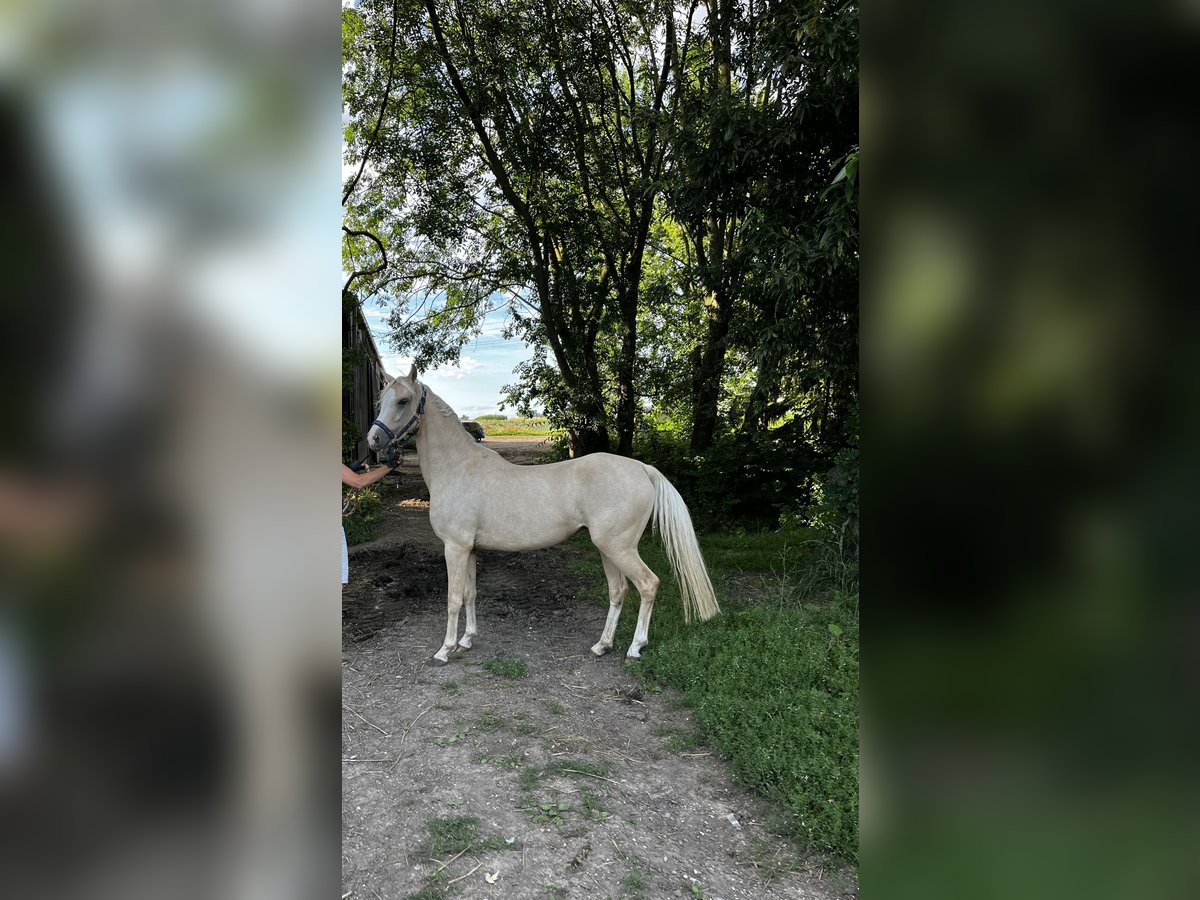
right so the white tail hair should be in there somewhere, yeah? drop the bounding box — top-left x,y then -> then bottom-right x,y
645,465 -> 720,623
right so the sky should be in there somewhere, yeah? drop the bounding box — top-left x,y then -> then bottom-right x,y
361,293 -> 538,420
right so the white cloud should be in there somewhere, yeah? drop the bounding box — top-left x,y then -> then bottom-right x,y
429,356 -> 482,380
377,354 -> 484,383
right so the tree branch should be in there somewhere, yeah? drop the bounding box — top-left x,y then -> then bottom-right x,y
343,226 -> 389,293
343,0 -> 402,206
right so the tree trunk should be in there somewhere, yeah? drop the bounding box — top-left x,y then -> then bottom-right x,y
616,288 -> 638,456
689,288 -> 734,452
570,423 -> 611,457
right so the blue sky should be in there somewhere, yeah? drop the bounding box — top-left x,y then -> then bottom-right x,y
361,294 -> 538,420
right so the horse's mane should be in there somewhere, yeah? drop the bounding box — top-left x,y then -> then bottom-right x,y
428,389 -> 458,419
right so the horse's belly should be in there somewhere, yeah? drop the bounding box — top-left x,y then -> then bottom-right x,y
473,513 -> 582,551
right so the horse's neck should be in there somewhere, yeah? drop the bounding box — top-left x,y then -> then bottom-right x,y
413,388 -> 474,491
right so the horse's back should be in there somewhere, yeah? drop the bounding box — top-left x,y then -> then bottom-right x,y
458,451 -> 653,549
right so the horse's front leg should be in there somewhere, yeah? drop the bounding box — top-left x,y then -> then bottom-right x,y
456,550 -> 477,651
433,543 -> 471,665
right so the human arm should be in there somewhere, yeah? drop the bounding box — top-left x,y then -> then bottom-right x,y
340,461 -> 395,490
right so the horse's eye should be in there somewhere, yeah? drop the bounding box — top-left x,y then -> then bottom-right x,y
398,398 -> 409,406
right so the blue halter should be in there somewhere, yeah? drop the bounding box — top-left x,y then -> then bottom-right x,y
372,386 -> 427,446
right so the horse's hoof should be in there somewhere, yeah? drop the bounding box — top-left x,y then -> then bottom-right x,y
428,655 -> 449,668
590,643 -> 610,657
456,638 -> 473,651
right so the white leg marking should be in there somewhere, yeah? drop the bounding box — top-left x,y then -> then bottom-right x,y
457,551 -> 477,651
591,552 -> 627,656
437,544 -> 470,662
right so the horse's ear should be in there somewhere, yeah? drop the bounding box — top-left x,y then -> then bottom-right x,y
407,363 -> 419,382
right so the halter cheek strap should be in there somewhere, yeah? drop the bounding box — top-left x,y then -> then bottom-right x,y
372,386 -> 427,445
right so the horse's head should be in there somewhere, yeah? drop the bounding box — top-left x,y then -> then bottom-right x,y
368,364 -> 426,451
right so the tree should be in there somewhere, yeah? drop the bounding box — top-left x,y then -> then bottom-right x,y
344,0 -> 698,456
342,0 -> 859,471
663,0 -> 858,452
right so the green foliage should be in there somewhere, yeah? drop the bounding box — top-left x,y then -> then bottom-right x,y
420,816 -> 514,858
636,422 -> 822,529
343,0 -> 858,500
477,712 -> 506,731
808,442 -> 859,555
620,861 -> 647,897
342,418 -> 363,465
584,530 -> 859,862
483,657 -> 528,679
342,487 -> 383,545
526,798 -> 572,826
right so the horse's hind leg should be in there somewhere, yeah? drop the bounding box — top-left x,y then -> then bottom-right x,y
456,550 -> 477,651
595,542 -> 660,659
590,552 -> 628,657
433,543 -> 470,665
624,554 -> 660,659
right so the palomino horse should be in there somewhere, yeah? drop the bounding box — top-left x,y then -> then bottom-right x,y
367,366 -> 720,665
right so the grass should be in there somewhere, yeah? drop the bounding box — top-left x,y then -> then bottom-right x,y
652,726 -> 704,754
477,712 -> 506,731
471,415 -> 563,437
580,527 -> 859,863
620,860 -> 647,897
483,657 -> 528,679
479,753 -> 523,769
420,816 -> 516,859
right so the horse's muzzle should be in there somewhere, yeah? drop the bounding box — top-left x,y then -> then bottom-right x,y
368,419 -> 396,451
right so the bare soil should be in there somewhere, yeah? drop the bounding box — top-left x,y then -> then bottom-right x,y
342,439 -> 856,900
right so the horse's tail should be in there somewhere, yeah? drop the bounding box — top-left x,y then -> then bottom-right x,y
644,465 -> 720,623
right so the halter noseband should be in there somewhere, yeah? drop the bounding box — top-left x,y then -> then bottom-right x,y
372,385 -> 427,446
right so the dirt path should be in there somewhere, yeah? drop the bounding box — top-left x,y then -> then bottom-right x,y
341,439 -> 855,900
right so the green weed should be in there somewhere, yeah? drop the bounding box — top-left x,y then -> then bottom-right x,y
434,726 -> 471,748
525,797 -> 572,826
342,487 -> 383,545
477,712 -> 506,731
421,816 -> 507,857
479,753 -> 523,770
483,658 -> 528,679
657,724 -> 700,753
601,531 -> 859,862
620,861 -> 647,897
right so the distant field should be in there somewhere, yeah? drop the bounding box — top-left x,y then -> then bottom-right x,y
470,415 -> 562,437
